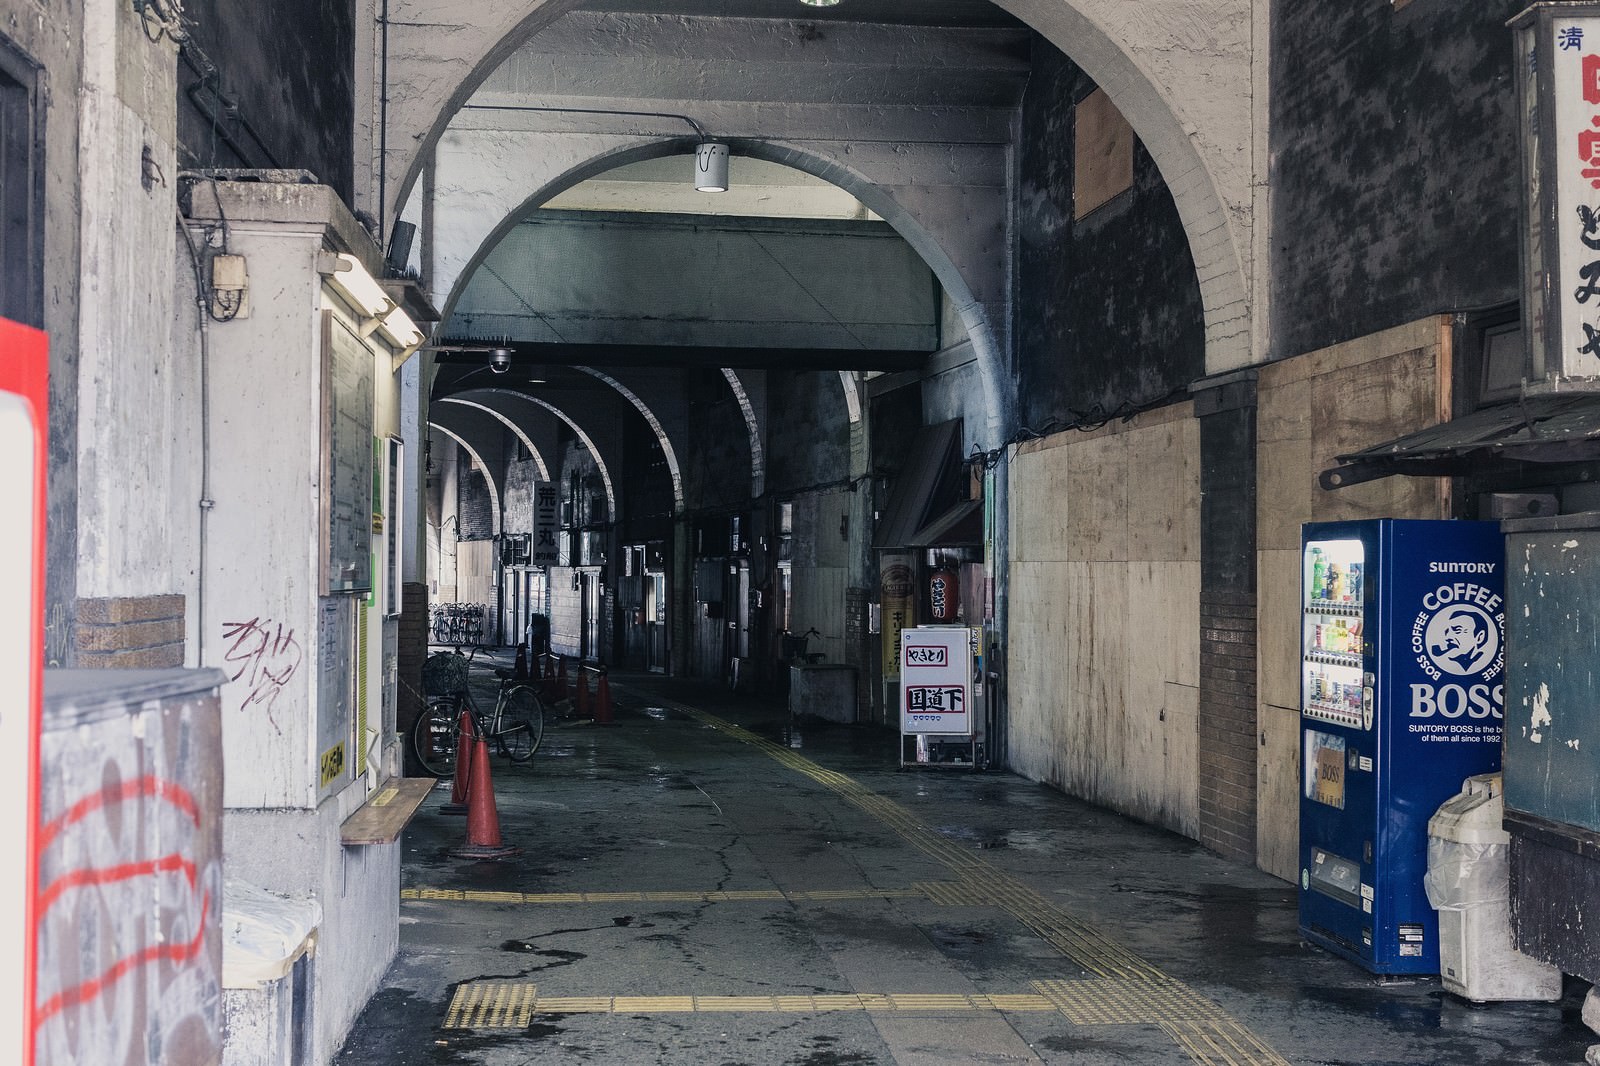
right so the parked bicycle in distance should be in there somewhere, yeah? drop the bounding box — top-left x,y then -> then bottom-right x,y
413,647 -> 545,776
429,602 -> 487,646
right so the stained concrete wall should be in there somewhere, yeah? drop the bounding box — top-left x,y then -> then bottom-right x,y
180,182 -> 413,1063
179,0 -> 355,200
1,0 -> 85,667
1007,402 -> 1201,838
1254,317 -> 1452,881
374,0 -> 1264,378
1016,39 -> 1205,428
1271,0 -> 1520,360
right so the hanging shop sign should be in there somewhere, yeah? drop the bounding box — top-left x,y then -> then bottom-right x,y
880,556 -> 914,681
532,481 -> 559,565
1514,3 -> 1600,385
928,566 -> 960,623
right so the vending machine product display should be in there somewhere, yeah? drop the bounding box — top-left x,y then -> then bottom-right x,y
1299,519 -> 1506,974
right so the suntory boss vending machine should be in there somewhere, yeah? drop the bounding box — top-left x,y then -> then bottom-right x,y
1298,519 -> 1505,974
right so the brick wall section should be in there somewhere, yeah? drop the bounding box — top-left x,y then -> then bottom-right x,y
1195,372 -> 1258,864
1198,589 -> 1258,859
844,586 -> 869,720
397,582 -> 428,740
76,595 -> 186,668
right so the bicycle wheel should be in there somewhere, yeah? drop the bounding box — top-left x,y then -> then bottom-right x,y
412,699 -> 463,777
495,685 -> 545,762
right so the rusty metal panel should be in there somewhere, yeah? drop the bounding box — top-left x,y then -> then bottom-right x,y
38,669 -> 227,1066
1502,514 -> 1600,831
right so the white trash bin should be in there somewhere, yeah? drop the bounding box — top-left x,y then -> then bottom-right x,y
1424,772 -> 1561,1003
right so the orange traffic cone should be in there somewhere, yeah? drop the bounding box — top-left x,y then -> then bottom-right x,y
449,732 -> 520,860
555,657 -> 569,701
594,670 -> 613,725
442,709 -> 476,816
576,668 -> 590,718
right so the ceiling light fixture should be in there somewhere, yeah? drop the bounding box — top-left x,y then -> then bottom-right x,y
694,142 -> 729,193
799,0 -> 843,8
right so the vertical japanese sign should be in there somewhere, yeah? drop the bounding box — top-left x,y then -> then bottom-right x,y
879,555 -> 913,681
900,625 -> 972,735
0,316 -> 47,1066
532,481 -> 559,565
1516,6 -> 1600,380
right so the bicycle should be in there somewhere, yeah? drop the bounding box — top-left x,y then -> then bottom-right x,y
412,648 -> 545,776
429,602 -> 486,646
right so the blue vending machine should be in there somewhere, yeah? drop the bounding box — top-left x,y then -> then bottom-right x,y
1298,519 -> 1505,974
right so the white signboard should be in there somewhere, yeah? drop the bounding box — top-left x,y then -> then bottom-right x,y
1551,15 -> 1600,378
532,481 -> 559,565
0,392 -> 36,1066
900,626 -> 972,735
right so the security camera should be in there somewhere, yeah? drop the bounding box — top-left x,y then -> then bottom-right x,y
489,348 -> 512,373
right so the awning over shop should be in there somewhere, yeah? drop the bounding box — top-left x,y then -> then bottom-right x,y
1320,394 -> 1600,489
906,499 -> 983,548
875,419 -> 962,548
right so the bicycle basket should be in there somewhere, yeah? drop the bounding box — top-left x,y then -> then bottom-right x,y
423,651 -> 469,696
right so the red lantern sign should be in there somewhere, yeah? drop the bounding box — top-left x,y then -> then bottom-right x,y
929,568 -> 960,623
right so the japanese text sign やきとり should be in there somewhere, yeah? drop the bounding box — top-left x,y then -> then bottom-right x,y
900,626 -> 972,736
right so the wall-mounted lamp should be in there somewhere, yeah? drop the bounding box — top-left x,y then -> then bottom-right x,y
694,142 -> 729,193
377,305 -> 423,351
320,252 -> 394,319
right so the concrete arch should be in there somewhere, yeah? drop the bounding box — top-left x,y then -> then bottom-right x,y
428,422 -> 502,533
436,396 -> 552,480
428,137 -> 1002,440
720,369 -> 765,500
573,366 -> 684,514
379,0 -> 1259,380
456,386 -> 618,518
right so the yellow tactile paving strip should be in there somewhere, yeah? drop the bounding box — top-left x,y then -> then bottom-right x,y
404,886 -> 924,904
445,981 -> 1079,1024
669,699 -> 1291,1066
427,694 -> 1291,1065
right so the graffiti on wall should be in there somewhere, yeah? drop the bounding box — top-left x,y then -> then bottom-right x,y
222,616 -> 303,728
35,691 -> 223,1066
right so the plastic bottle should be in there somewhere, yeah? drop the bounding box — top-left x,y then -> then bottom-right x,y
1310,548 -> 1326,602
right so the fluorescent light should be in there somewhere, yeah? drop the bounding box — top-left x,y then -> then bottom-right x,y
376,305 -> 423,350
325,253 -> 393,318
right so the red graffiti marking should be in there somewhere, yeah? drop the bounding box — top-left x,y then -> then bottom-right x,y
35,776 -> 210,1034
37,775 -> 200,852
38,853 -> 198,914
221,617 -> 303,725
33,893 -> 211,1029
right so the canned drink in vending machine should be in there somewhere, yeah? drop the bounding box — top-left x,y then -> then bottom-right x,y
1347,562 -> 1362,603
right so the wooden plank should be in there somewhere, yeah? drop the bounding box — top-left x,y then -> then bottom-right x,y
341,777 -> 437,846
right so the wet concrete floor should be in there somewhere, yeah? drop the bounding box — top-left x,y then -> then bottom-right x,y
336,659 -> 1596,1065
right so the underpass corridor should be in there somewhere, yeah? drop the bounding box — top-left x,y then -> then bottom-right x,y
336,656 -> 1591,1066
